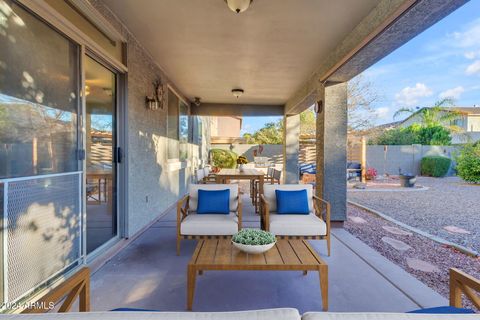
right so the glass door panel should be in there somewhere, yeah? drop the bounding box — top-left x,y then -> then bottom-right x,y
85,56 -> 117,254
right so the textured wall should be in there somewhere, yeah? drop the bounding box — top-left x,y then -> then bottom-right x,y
319,83 -> 347,222
89,0 -> 210,237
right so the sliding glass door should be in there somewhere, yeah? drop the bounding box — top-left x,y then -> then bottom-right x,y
84,56 -> 118,254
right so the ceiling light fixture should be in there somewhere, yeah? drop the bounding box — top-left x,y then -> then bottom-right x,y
225,0 -> 253,14
232,88 -> 244,98
194,97 -> 201,106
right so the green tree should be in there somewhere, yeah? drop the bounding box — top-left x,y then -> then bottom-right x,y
370,124 -> 452,146
393,98 -> 463,133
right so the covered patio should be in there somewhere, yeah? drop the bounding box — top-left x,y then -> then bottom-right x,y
88,192 -> 446,313
1,0 -> 477,317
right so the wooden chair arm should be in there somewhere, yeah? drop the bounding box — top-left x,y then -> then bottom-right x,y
450,268 -> 480,309
236,195 -> 242,230
313,195 -> 331,231
260,194 -> 270,231
177,194 -> 190,224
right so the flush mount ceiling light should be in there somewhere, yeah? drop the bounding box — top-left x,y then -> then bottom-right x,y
232,88 -> 244,98
225,0 -> 253,14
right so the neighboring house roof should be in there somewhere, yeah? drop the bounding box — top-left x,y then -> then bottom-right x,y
449,107 -> 480,115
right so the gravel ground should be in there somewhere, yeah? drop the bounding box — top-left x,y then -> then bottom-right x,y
348,176 -> 480,254
345,204 -> 480,310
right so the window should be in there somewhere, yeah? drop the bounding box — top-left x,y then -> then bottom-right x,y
0,0 -> 80,179
167,88 -> 189,161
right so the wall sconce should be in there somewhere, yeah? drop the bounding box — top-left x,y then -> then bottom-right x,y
314,99 -> 323,114
146,79 -> 164,110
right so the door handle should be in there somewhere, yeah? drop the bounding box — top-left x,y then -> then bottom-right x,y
116,147 -> 123,163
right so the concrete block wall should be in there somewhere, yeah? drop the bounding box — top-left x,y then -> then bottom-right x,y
366,145 -> 459,176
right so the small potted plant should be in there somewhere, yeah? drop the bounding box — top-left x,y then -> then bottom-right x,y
232,229 -> 276,254
237,155 -> 248,172
365,167 -> 377,181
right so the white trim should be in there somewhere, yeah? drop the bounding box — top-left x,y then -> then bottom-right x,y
17,0 -> 127,73
66,0 -> 126,42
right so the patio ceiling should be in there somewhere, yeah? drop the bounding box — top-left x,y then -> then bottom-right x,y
101,0 -> 380,105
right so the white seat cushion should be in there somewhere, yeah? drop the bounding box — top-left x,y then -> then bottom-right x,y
1,308 -> 301,320
263,184 -> 314,212
269,213 -> 326,236
181,212 -> 238,236
189,184 -> 239,212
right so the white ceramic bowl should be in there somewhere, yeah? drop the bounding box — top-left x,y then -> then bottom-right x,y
232,241 -> 276,254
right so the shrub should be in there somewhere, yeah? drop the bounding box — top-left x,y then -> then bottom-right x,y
421,156 -> 451,177
369,124 -> 452,146
210,149 -> 238,168
232,229 -> 276,245
455,142 -> 480,183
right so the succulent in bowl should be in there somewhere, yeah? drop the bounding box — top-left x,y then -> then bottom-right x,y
232,229 -> 276,245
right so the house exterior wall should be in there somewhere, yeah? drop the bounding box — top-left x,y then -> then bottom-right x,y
467,115 -> 480,132
210,116 -> 242,137
89,0 -> 210,237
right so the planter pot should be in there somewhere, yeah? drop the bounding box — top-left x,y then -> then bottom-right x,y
399,174 -> 416,187
232,241 -> 276,254
238,164 -> 245,172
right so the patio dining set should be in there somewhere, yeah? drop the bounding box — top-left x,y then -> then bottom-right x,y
177,166 -> 331,310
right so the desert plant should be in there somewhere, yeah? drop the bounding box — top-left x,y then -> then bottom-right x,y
455,142 -> 480,183
421,156 -> 451,177
210,149 -> 238,169
232,229 -> 276,245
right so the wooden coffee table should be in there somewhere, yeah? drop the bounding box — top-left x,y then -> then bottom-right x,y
187,238 -> 328,311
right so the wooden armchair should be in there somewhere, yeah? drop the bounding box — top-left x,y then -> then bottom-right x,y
450,268 -> 480,310
176,184 -> 242,255
260,184 -> 331,256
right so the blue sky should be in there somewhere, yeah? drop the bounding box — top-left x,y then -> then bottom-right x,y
242,1 -> 480,133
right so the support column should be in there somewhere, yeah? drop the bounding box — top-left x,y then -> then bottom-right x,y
316,82 -> 347,222
283,113 -> 300,183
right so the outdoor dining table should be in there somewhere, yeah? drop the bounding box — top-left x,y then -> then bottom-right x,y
215,168 -> 265,196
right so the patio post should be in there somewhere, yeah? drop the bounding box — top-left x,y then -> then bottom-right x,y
316,82 -> 347,222
283,113 -> 300,183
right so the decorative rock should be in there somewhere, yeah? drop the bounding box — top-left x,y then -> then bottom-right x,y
349,216 -> 367,224
353,183 -> 366,189
381,237 -> 412,251
443,226 -> 470,234
406,258 -> 440,273
382,226 -> 413,236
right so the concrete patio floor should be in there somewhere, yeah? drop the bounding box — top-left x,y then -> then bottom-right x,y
89,194 -> 447,313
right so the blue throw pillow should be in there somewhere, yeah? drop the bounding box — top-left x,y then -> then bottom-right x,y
197,189 -> 230,214
408,306 -> 475,314
275,189 -> 309,214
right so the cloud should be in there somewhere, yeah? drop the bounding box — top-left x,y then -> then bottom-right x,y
439,86 -> 465,99
375,107 -> 391,120
466,60 -> 480,75
450,18 -> 480,48
395,83 -> 433,107
464,51 -> 477,59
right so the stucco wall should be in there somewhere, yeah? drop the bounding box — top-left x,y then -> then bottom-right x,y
89,1 -> 210,237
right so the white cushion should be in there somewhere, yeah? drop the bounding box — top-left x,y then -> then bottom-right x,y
263,184 -> 314,212
181,212 -> 238,236
302,313 -> 479,320
0,308 -> 301,320
269,213 -> 326,236
189,184 -> 238,212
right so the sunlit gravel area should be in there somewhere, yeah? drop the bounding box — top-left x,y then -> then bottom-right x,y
348,176 -> 480,254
